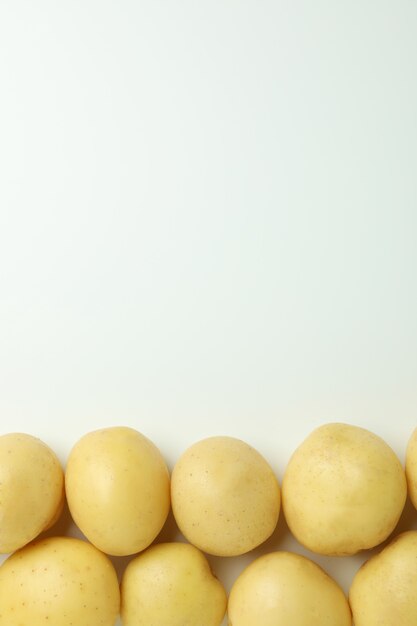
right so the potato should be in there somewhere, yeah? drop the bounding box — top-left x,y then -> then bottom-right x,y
282,423 -> 406,555
228,551 -> 351,626
121,542 -> 227,626
405,427 -> 417,509
171,436 -> 280,557
0,536 -> 119,626
0,432 -> 64,553
350,531 -> 417,625
65,426 -> 170,556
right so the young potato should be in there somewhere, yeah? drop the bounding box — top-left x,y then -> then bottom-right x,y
121,542 -> 227,626
350,531 -> 417,625
65,426 -> 170,556
405,427 -> 417,508
0,536 -> 120,626
228,551 -> 351,626
282,423 -> 406,555
171,436 -> 280,557
0,432 -> 64,553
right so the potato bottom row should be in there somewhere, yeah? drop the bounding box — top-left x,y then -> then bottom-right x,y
1,532 -> 417,626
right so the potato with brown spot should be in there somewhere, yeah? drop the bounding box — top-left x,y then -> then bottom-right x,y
0,536 -> 120,626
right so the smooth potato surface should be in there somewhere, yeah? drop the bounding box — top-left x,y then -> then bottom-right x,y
228,551 -> 351,626
65,426 -> 170,556
282,423 -> 406,555
350,531 -> 417,626
171,436 -> 280,556
0,432 -> 64,553
121,542 -> 227,626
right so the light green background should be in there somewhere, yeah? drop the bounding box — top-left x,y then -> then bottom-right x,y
1,2 -> 416,624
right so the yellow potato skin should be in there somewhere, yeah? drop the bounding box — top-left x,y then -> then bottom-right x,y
282,423 -> 406,555
228,551 -> 351,626
405,428 -> 417,509
0,433 -> 64,553
65,426 -> 170,556
171,436 -> 280,556
121,542 -> 227,626
0,536 -> 120,626
350,531 -> 417,626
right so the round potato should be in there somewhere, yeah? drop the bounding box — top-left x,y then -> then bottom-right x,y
0,432 -> 64,553
121,542 -> 227,626
65,426 -> 170,556
171,436 -> 280,556
228,551 -> 351,626
0,536 -> 119,626
282,423 -> 406,555
350,531 -> 417,626
405,428 -> 417,509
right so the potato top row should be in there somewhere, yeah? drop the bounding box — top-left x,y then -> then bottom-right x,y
1,422 -> 416,558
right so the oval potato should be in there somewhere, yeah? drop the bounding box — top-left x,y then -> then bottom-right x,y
228,551 -> 351,626
282,423 -> 406,555
0,536 -> 120,626
0,432 -> 64,553
171,436 -> 280,556
350,531 -> 417,626
65,426 -> 170,556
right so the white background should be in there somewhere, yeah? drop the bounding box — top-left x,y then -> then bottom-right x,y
0,2 -> 417,624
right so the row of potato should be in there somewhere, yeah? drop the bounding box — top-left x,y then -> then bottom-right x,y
0,423 -> 417,625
